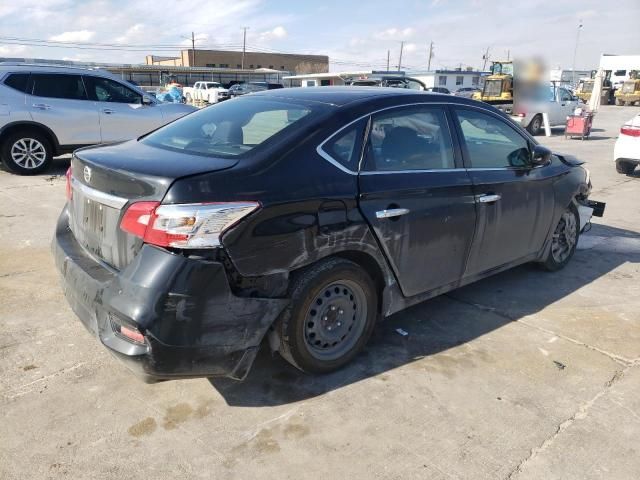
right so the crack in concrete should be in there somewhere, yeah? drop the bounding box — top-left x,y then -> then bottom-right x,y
444,294 -> 637,366
504,366 -> 632,480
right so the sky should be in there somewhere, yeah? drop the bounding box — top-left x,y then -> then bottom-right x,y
1,0 -> 639,72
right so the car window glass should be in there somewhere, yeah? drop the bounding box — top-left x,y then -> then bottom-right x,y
456,109 -> 531,168
84,76 -> 142,104
559,88 -> 572,101
31,74 -> 87,100
322,124 -> 362,170
366,107 -> 455,171
142,98 -> 313,158
4,73 -> 30,93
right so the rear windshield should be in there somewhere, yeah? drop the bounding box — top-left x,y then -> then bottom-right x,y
142,97 -> 315,157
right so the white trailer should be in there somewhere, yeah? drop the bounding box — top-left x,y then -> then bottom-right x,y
599,54 -> 640,89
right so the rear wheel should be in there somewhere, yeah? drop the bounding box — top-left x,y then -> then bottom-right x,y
541,204 -> 579,271
1,130 -> 53,175
616,160 -> 637,175
527,115 -> 543,136
274,258 -> 377,373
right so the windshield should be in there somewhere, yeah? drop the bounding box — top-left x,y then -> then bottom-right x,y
142,97 -> 314,157
483,79 -> 503,97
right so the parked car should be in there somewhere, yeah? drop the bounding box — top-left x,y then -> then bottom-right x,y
507,85 -> 580,135
53,87 -> 602,382
426,87 -> 451,94
182,81 -> 229,104
454,87 -> 481,98
228,82 -> 283,97
0,63 -> 196,174
614,113 -> 640,175
347,76 -> 426,90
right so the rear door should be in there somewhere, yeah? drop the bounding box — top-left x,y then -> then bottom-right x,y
28,73 -> 100,146
452,106 -> 555,276
357,105 -> 477,297
83,75 -> 163,143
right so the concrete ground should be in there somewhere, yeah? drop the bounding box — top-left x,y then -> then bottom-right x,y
1,106 -> 639,480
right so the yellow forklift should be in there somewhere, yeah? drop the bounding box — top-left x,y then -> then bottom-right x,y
472,61 -> 513,104
575,70 -> 614,105
615,70 -> 640,106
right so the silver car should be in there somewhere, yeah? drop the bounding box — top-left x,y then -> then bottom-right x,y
0,63 -> 196,174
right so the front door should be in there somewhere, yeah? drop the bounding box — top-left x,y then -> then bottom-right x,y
28,73 -> 100,146
452,107 -> 555,277
358,105 -> 477,297
83,75 -> 163,143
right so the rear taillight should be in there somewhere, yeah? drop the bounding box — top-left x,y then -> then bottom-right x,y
621,125 -> 640,137
515,111 -> 526,117
65,166 -> 72,201
120,201 -> 259,248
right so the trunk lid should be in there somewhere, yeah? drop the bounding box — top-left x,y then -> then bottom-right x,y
69,140 -> 238,270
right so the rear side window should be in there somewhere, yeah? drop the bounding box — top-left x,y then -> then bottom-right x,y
455,109 -> 530,168
32,74 -> 87,100
4,73 -> 30,93
142,97 -> 314,157
365,106 -> 455,171
321,123 -> 364,171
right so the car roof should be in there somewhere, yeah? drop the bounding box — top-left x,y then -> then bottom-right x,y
0,63 -> 118,79
250,86 -> 461,107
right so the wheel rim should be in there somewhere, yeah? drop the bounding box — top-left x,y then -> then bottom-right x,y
303,279 -> 368,361
532,117 -> 541,132
551,211 -> 577,263
11,138 -> 46,169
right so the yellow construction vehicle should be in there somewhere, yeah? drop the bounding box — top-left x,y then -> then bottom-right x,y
575,70 -> 614,105
614,70 -> 640,106
472,61 -> 513,104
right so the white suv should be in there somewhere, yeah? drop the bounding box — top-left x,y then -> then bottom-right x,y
0,63 -> 196,174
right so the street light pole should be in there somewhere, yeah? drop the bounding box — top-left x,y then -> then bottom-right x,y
571,20 -> 583,87
398,41 -> 404,71
241,27 -> 249,70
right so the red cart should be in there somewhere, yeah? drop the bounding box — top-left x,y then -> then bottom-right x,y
565,112 -> 594,140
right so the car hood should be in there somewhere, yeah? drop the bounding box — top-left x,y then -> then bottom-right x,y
156,103 -> 198,119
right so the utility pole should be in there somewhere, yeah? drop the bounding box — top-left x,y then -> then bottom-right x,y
398,41 -> 404,71
571,20 -> 583,86
482,46 -> 490,71
427,41 -> 434,71
506,49 -> 510,61
241,27 -> 249,70
191,32 -> 196,66
386,50 -> 390,71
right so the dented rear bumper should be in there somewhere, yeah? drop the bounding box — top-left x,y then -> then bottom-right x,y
52,206 -> 287,382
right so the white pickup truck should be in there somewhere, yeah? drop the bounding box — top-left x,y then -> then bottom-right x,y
501,86 -> 580,135
182,81 -> 229,104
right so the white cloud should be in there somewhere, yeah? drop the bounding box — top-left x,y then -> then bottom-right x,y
0,45 -> 27,55
375,27 -> 415,40
258,26 -> 287,42
49,30 -> 95,42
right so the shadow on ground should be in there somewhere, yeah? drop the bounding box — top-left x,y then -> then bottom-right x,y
210,223 -> 640,406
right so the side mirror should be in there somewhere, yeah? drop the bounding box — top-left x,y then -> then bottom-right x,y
531,145 -> 552,166
142,95 -> 154,105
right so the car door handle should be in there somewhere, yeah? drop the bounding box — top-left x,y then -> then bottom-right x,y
32,103 -> 51,110
477,194 -> 501,203
376,208 -> 410,219
102,108 -> 115,114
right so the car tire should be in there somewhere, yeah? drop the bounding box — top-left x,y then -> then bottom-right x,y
541,204 -> 579,271
274,257 -> 378,374
1,130 -> 53,175
616,160 -> 637,175
527,114 -> 543,136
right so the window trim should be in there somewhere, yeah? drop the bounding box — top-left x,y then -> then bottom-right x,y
451,105 -> 537,171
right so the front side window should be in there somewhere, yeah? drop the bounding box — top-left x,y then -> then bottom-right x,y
455,109 -> 531,168
142,97 -> 314,157
438,76 -> 447,86
84,76 -> 142,104
31,74 -> 87,100
558,88 -> 573,101
365,107 -> 455,171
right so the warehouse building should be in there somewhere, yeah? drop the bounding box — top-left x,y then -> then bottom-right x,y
146,49 -> 329,74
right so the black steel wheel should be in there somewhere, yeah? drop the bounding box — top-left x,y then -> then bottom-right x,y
527,114 -> 543,136
274,257 -> 377,373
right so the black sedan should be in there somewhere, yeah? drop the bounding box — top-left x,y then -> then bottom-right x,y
53,87 -> 602,382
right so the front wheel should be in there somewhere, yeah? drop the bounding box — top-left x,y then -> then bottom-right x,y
541,204 -> 579,271
274,258 -> 377,373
